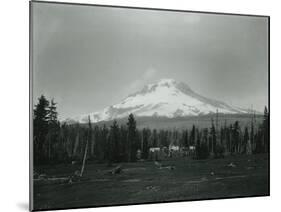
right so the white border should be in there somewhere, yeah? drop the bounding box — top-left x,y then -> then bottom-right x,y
1,0 -> 279,212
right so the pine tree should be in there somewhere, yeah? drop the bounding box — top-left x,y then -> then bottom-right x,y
190,125 -> 196,146
195,128 -> 209,160
101,125 -> 109,161
232,121 -> 240,154
93,126 -> 102,162
142,128 -> 150,159
250,118 -> 254,154
46,98 -> 60,162
210,119 -> 216,155
263,106 -> 269,153
48,99 -> 58,125
152,129 -> 158,147
243,127 -> 249,154
59,123 -> 70,162
202,128 -> 209,145
33,95 -> 50,164
119,125 -> 128,162
109,120 -> 120,162
196,128 -> 201,147
127,114 -> 137,162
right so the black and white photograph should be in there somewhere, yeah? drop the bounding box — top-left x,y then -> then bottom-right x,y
30,1 -> 269,211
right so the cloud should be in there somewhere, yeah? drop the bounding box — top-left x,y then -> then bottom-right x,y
128,67 -> 157,91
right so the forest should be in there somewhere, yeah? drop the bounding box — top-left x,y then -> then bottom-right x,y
33,95 -> 269,166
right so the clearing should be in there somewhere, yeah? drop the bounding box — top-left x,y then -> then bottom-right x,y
33,154 -> 269,210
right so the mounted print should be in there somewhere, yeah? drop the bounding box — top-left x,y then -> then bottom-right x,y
30,1 -> 269,211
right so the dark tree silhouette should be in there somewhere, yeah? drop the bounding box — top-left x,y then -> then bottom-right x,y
263,106 -> 269,153
243,127 -> 249,154
33,95 -> 50,164
46,98 -> 60,162
210,119 -> 216,155
109,120 -> 120,162
127,114 -> 137,162
190,125 -> 196,146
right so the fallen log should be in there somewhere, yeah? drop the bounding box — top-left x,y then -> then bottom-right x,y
159,165 -> 175,170
107,165 -> 122,175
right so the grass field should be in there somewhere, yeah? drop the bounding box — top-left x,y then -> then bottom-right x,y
33,154 -> 269,210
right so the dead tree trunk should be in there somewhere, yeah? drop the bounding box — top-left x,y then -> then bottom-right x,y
80,116 -> 91,177
73,130 -> 79,157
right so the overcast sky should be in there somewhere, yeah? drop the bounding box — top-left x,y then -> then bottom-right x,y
32,2 -> 268,120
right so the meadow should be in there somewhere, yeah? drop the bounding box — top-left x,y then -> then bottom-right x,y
33,153 -> 269,210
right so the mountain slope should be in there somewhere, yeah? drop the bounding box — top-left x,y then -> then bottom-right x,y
75,79 -> 249,123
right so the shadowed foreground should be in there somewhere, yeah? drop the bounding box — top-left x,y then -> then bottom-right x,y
33,154 -> 269,210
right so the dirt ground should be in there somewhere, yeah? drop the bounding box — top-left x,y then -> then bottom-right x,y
33,154 -> 269,210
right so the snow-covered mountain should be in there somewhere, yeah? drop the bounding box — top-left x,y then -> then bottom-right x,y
74,79 -> 249,123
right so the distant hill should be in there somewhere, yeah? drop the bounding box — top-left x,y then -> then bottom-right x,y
75,113 -> 262,130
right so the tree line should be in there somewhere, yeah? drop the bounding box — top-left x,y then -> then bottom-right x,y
33,95 -> 269,165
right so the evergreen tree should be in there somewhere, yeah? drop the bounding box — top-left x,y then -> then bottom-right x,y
243,127 -> 249,154
159,129 -> 169,147
250,115 -> 255,154
46,98 -> 60,162
109,120 -> 120,162
127,114 -> 137,162
226,124 -> 233,154
59,122 -> 71,162
152,129 -> 158,147
48,99 -> 58,125
195,128 -> 201,146
220,127 -> 224,147
142,128 -> 150,159
210,119 -> 216,155
190,125 -> 196,146
211,119 -> 225,158
119,125 -> 128,162
202,128 -> 209,145
101,125 -> 109,161
232,121 -> 240,154
33,95 -> 50,164
182,130 -> 189,148
263,106 -> 269,153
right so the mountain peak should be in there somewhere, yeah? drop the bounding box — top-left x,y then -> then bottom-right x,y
157,78 -> 176,85
128,78 -> 179,98
149,79 -> 193,96
73,79 -> 249,123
